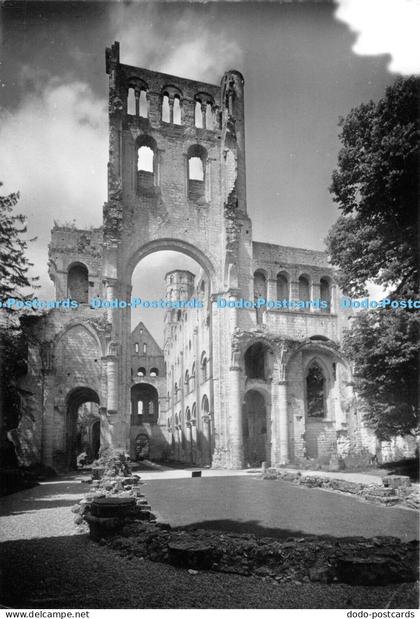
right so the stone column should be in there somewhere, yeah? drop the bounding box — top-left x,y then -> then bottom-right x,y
105,353 -> 118,414
191,419 -> 197,465
311,281 -> 321,312
104,277 -> 118,324
169,97 -> 174,124
272,379 -> 288,465
135,89 -> 140,117
201,102 -> 206,128
186,421 -> 193,464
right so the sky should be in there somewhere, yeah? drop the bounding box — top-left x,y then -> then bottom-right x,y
0,0 -> 418,345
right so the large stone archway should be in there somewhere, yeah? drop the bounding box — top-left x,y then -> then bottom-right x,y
65,387 -> 100,470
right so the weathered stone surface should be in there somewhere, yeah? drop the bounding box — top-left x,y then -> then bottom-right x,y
382,475 -> 411,489
168,540 -> 215,570
336,554 -> 418,586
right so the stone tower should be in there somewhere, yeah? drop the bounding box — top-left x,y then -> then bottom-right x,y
102,41 -> 253,467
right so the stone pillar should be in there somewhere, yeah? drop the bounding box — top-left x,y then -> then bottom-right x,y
169,97 -> 174,124
186,421 -> 193,464
104,278 -> 118,324
228,298 -> 243,469
311,281 -> 321,311
272,379 -> 288,465
191,419 -> 197,465
106,353 -> 118,414
135,89 -> 140,117
201,102 -> 206,129
228,354 -> 243,468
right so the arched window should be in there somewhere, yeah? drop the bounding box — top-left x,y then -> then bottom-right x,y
185,370 -> 190,392
162,94 -> 170,122
245,342 -> 268,380
131,383 -> 159,423
201,394 -> 209,415
195,100 -> 203,128
254,270 -> 267,324
192,403 -> 197,419
299,275 -> 310,305
320,278 -> 331,313
137,135 -> 157,192
137,367 -> 146,377
200,353 -> 208,383
191,363 -> 196,391
139,90 -> 148,117
306,362 -> 326,418
134,343 -> 139,353
68,263 -> 89,304
276,272 -> 289,302
127,88 -> 136,115
254,271 -> 267,300
173,96 -> 181,124
187,145 -> 207,201
143,343 -> 147,354
186,407 -> 191,422
150,367 -> 159,377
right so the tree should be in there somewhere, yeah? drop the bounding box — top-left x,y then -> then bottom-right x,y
342,309 -> 419,441
326,78 -> 419,440
0,184 -> 37,467
0,184 -> 37,301
326,77 -> 419,298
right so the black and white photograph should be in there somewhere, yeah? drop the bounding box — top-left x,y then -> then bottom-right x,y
0,0 -> 419,613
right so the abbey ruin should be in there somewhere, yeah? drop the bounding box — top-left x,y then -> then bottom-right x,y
14,42 -> 415,471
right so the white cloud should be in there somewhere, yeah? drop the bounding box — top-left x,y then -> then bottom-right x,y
111,4 -> 243,83
335,0 -> 420,74
0,74 -> 107,296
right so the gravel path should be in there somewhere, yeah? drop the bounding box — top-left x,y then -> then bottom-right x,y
0,475 -> 418,609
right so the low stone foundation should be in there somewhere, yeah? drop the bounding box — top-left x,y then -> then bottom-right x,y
262,469 -> 419,509
103,521 -> 418,586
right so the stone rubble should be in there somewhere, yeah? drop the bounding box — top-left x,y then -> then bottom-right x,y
104,521 -> 418,586
71,451 -> 156,538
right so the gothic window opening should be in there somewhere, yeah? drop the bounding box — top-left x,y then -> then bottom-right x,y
127,88 -> 136,115
137,136 -> 157,192
276,272 -> 289,302
173,96 -> 181,124
139,90 -> 148,117
191,363 -> 196,390
137,367 -> 146,377
162,94 -> 170,122
299,275 -> 310,305
187,145 -> 207,201
150,368 -> 159,377
143,343 -> 147,354
245,342 -> 268,380
195,100 -> 203,128
135,343 -> 139,353
68,263 -> 89,304
131,383 -> 158,424
201,353 -> 208,383
306,362 -> 326,418
254,270 -> 267,324
189,157 -> 204,180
